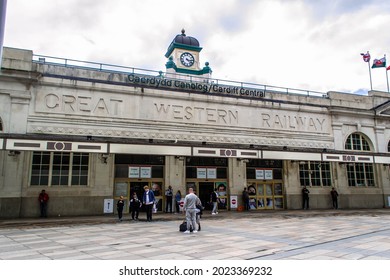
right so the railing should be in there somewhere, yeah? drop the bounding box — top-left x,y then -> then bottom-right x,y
32,54 -> 327,98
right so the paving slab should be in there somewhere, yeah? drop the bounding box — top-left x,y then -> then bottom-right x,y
1,209 -> 390,260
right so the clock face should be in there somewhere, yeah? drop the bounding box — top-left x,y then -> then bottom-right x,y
180,52 -> 195,67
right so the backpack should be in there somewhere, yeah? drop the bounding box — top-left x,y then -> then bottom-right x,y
179,221 -> 187,232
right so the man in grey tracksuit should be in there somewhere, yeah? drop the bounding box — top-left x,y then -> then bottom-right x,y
183,188 -> 201,233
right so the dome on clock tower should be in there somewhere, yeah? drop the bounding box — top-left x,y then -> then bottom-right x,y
172,29 -> 200,47
165,29 -> 202,58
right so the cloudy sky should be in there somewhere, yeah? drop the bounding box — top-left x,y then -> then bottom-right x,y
3,0 -> 390,94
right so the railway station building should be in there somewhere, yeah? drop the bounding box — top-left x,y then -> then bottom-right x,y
1,30 -> 390,218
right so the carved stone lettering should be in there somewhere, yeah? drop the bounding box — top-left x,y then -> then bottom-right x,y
261,113 -> 326,132
154,103 -> 239,125
43,93 -> 123,116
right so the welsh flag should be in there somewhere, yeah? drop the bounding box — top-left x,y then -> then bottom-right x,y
372,57 -> 386,68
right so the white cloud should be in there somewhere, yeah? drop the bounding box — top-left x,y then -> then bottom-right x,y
4,0 -> 390,94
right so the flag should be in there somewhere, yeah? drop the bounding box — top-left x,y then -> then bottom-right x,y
360,51 -> 370,62
372,57 -> 386,68
387,65 -> 390,71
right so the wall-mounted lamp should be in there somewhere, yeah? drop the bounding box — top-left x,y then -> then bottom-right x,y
8,150 -> 21,157
99,153 -> 109,164
175,156 -> 185,161
237,158 -> 250,163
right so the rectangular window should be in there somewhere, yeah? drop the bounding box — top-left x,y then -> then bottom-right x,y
30,152 -> 89,186
299,161 -> 332,187
347,163 -> 375,187
31,152 -> 50,185
72,153 -> 89,185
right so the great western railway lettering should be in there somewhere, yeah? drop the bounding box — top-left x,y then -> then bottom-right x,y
40,94 -> 327,133
154,103 -> 239,125
154,103 -> 327,132
44,93 -> 123,116
261,113 -> 326,131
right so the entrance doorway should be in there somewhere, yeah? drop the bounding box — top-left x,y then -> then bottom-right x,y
247,181 -> 284,210
198,182 -> 215,211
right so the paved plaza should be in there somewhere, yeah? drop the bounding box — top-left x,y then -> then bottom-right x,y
1,210 -> 390,260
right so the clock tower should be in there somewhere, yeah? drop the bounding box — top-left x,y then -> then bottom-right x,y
165,29 -> 212,81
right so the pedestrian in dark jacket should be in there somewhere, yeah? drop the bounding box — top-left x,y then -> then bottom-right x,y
38,189 -> 49,217
302,186 -> 310,210
242,187 -> 250,211
130,192 -> 142,220
117,196 -> 125,222
143,185 -> 155,222
330,187 -> 339,209
211,189 -> 218,215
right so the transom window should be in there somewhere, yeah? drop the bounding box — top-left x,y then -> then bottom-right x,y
344,133 -> 375,187
299,161 -> 332,187
31,152 -> 89,186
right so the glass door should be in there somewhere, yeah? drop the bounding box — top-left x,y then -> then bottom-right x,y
247,181 -> 284,210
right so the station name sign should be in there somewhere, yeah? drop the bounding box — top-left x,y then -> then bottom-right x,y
128,74 -> 265,98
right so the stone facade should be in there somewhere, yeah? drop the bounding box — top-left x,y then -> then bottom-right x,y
0,47 -> 389,218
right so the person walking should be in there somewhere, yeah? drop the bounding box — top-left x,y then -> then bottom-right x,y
38,189 -> 49,218
175,190 -> 182,213
183,187 -> 201,233
242,187 -> 250,211
302,186 -> 310,210
117,196 -> 125,221
129,192 -> 142,220
330,187 -> 339,209
143,185 -> 155,222
210,189 -> 219,215
165,185 -> 173,213
195,202 -> 203,231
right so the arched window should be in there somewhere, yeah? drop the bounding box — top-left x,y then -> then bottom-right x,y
345,133 -> 370,151
345,133 -> 375,187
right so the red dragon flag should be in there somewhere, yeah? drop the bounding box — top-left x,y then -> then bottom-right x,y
360,51 -> 370,62
372,56 -> 386,68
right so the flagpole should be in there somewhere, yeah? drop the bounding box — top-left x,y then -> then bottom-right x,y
368,60 -> 373,90
0,0 -> 7,70
362,51 -> 373,90
384,54 -> 389,93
